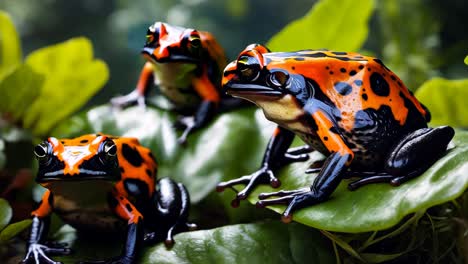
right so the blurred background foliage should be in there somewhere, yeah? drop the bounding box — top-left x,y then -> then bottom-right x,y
0,0 -> 467,263
0,0 -> 466,106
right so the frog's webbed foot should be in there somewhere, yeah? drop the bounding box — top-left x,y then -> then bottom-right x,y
110,90 -> 146,109
217,167 -> 280,207
256,188 -> 323,223
173,116 -> 197,145
21,242 -> 71,264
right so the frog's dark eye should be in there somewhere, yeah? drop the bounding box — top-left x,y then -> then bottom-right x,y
34,142 -> 51,164
189,35 -> 201,49
269,70 -> 290,88
101,140 -> 117,163
145,27 -> 159,45
237,56 -> 261,82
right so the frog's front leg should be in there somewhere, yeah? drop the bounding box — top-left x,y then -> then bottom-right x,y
175,71 -> 219,145
217,126 -> 309,207
257,111 -> 354,223
81,193 -> 143,264
111,62 -> 154,108
22,190 -> 71,264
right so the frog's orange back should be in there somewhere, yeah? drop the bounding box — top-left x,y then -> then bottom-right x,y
264,50 -> 429,130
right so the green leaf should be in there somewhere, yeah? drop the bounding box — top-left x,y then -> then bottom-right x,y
23,37 -> 109,136
141,222 -> 334,264
415,78 -> 468,127
0,11 -> 22,78
0,64 -> 43,122
0,219 -> 32,243
53,222 -> 333,263
464,55 -> 468,65
52,106 -> 270,203
0,139 -> 5,170
267,0 -> 374,51
248,131 -> 468,232
0,198 -> 12,230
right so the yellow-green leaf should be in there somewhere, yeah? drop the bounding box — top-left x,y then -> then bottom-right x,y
0,64 -> 43,122
267,0 -> 374,51
0,219 -> 32,243
415,78 -> 468,127
465,55 -> 468,65
0,198 -> 12,231
23,37 -> 109,136
0,11 -> 22,78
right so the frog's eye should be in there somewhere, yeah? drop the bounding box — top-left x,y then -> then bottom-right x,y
237,56 -> 261,82
100,140 -> 117,162
145,27 -> 159,45
34,142 -> 51,164
269,70 -> 290,88
188,35 -> 201,49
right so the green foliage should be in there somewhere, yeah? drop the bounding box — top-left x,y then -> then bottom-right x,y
0,12 -> 109,137
23,37 -> 109,136
0,219 -> 31,244
0,199 -> 12,231
465,55 -> 468,65
415,78 -> 468,128
53,222 -> 334,263
375,0 -> 439,90
267,0 -> 373,51
0,11 -> 21,78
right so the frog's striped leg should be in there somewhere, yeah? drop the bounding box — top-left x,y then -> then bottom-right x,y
22,190 -> 72,264
84,193 -> 144,264
256,110 -> 354,223
175,69 -> 220,145
110,62 -> 154,108
217,126 -> 309,207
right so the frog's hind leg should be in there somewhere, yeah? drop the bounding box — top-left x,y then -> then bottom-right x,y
348,126 -> 454,190
384,126 -> 454,186
144,178 -> 196,247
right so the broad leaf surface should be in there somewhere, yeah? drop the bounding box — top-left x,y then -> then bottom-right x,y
267,0 -> 374,51
0,11 -> 21,78
0,198 -> 12,231
23,37 -> 109,136
54,222 -> 334,264
415,78 -> 468,128
54,105 -> 468,233
248,131 -> 468,232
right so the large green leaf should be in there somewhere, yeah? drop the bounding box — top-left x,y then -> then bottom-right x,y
0,64 -> 43,122
248,131 -> 468,232
0,219 -> 32,244
0,11 -> 22,78
267,0 -> 374,51
415,78 -> 468,127
54,105 -> 468,233
52,105 -> 271,203
23,37 -> 109,136
0,198 -> 12,231
53,222 -> 334,263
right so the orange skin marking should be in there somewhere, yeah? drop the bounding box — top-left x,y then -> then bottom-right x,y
312,110 -> 354,164
112,193 -> 143,224
192,69 -> 220,103
136,62 -> 154,95
47,134 -> 157,199
31,190 -> 53,218
200,32 -> 227,73
265,51 -> 428,132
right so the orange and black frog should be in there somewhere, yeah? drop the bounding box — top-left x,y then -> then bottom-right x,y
111,22 -> 245,144
21,134 -> 196,264
217,44 -> 455,223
